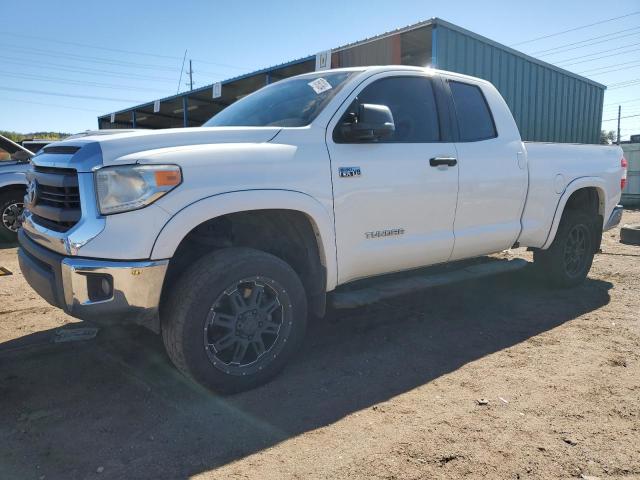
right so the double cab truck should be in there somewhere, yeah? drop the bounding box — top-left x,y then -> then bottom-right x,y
18,66 -> 626,392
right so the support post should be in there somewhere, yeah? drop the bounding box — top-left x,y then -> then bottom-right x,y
183,96 -> 189,128
132,111 -> 137,128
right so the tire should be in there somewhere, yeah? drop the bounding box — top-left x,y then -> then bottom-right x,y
620,224 -> 640,246
533,210 -> 596,288
0,190 -> 25,243
161,247 -> 307,394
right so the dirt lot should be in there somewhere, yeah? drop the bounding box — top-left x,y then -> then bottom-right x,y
1,211 -> 639,480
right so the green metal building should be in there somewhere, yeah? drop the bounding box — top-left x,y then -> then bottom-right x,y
98,18 -> 605,144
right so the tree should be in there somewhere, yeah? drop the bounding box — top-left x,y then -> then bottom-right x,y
0,131 -> 69,142
600,130 -> 617,145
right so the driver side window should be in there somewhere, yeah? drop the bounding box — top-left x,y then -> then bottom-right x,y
334,76 -> 441,143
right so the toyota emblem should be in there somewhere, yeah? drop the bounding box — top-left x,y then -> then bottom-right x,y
26,179 -> 38,208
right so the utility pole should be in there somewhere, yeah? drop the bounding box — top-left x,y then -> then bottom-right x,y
187,60 -> 194,91
617,105 -> 621,145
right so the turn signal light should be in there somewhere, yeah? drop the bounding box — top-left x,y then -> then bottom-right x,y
155,169 -> 182,187
621,157 -> 628,191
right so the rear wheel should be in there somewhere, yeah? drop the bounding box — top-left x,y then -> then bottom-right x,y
162,247 -> 307,394
0,190 -> 25,243
533,210 -> 596,288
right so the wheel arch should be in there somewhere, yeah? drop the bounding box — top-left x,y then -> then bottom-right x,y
0,177 -> 27,194
542,178 -> 606,250
152,190 -> 337,318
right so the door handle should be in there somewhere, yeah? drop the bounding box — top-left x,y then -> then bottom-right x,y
429,157 -> 457,167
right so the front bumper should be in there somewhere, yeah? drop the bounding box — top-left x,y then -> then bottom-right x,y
604,204 -> 624,231
18,229 -> 168,328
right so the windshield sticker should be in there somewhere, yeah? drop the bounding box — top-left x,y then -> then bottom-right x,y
308,78 -> 333,94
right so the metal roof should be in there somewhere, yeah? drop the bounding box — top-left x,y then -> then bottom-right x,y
98,17 -> 605,122
99,55 -> 314,118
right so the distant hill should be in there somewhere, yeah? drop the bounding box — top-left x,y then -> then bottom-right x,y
0,131 -> 71,143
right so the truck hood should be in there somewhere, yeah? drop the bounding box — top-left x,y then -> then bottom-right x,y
34,127 -> 282,171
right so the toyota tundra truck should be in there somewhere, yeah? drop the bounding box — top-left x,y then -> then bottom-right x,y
17,66 -> 626,393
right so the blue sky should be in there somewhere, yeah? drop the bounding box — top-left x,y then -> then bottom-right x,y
1,0 -> 639,139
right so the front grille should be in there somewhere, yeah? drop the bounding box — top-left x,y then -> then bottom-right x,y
30,166 -> 81,232
38,184 -> 80,209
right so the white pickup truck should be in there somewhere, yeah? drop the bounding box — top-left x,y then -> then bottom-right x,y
18,66 -> 626,393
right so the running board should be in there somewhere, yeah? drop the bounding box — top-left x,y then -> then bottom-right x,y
329,258 -> 529,309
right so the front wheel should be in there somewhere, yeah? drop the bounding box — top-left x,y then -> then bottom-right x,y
0,190 -> 25,243
162,247 -> 307,394
533,210 -> 596,288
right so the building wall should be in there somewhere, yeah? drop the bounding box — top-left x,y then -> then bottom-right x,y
98,19 -> 605,144
621,143 -> 640,206
433,23 -> 604,144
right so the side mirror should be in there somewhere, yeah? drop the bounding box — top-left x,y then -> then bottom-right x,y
12,150 -> 32,163
341,103 -> 395,141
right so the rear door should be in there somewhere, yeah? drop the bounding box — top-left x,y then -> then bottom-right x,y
326,72 -> 459,284
444,78 -> 528,260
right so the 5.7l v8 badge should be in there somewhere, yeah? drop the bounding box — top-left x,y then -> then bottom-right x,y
338,167 -> 361,178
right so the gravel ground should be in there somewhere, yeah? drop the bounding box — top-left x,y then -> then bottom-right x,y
0,211 -> 639,480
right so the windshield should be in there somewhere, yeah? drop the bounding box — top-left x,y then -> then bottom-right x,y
204,71 -> 359,128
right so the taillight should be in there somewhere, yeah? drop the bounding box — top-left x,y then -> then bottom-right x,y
621,157 -> 628,191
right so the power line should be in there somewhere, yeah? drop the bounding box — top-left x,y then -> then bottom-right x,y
603,110 -> 640,116
0,55 -> 179,83
608,78 -> 640,87
0,31 -> 249,70
0,97 -> 103,113
608,80 -> 640,90
555,43 -> 640,66
604,98 -> 640,106
536,31 -> 640,57
0,42 -> 184,72
2,42 -> 231,79
511,11 -> 640,46
2,72 -> 169,93
530,26 -> 640,55
603,105 -> 640,113
602,114 -> 640,121
583,64 -> 640,76
578,60 -> 640,74
0,86 -> 144,103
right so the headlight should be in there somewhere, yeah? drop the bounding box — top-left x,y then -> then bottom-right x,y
95,164 -> 182,215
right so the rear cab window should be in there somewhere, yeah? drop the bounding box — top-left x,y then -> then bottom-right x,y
448,81 -> 497,142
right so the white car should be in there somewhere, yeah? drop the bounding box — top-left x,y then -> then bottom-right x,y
18,66 -> 626,392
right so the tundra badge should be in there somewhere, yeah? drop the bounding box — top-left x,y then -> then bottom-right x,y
365,228 -> 405,239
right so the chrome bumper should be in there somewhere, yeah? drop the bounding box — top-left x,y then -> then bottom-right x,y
18,229 -> 168,328
604,204 -> 624,231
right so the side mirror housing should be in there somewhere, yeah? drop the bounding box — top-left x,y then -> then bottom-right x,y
340,103 -> 395,141
12,150 -> 32,163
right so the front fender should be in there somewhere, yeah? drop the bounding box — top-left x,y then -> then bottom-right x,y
541,176 -> 608,249
150,189 -> 338,290
0,171 -> 28,190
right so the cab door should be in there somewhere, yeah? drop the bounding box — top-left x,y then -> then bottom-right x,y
444,79 -> 528,260
326,72 -> 459,284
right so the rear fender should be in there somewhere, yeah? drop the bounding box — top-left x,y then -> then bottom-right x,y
541,177 -> 606,249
